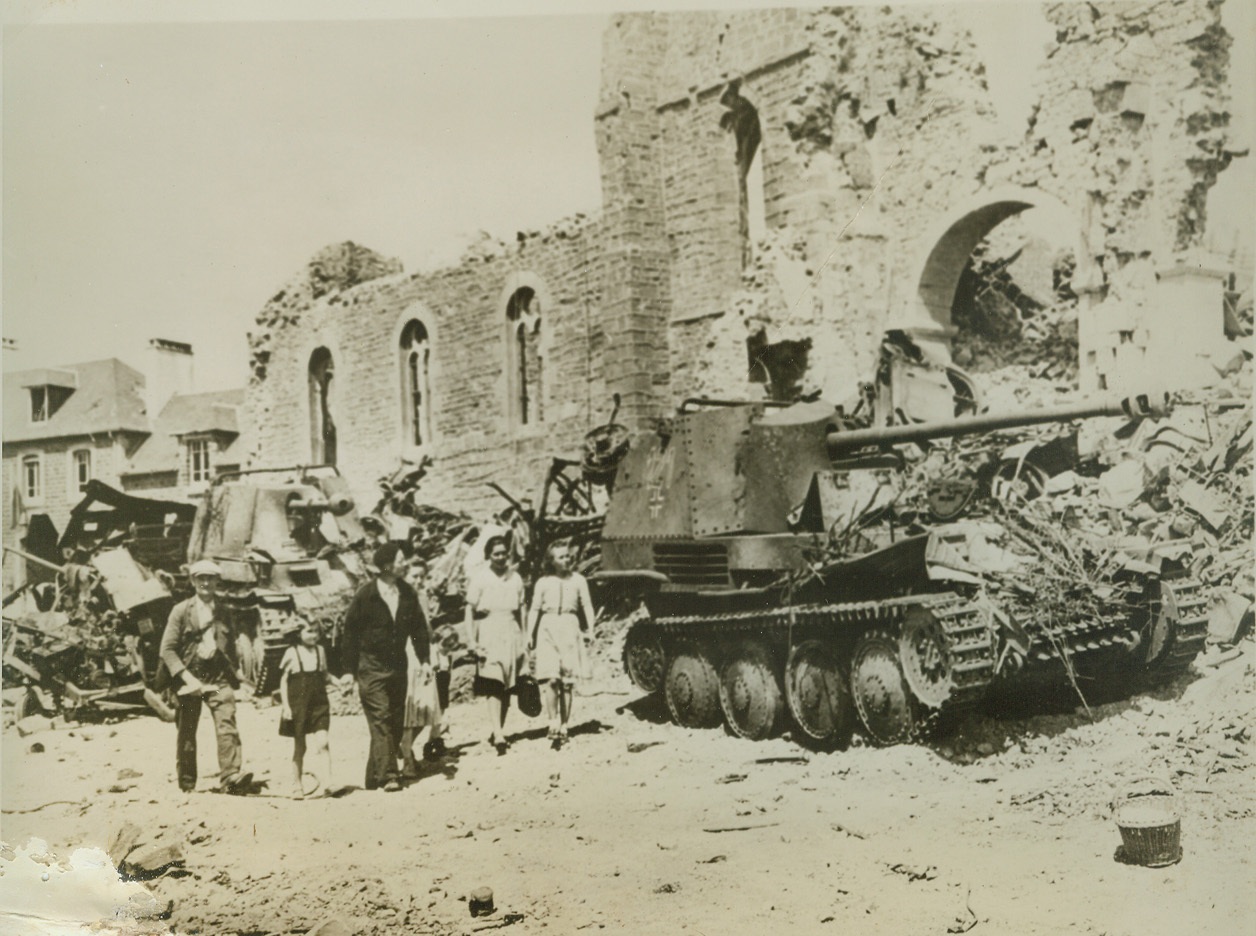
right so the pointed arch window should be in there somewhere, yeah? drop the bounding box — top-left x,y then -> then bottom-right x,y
720,82 -> 766,268
308,347 -> 337,466
505,287 -> 542,426
400,320 -> 433,446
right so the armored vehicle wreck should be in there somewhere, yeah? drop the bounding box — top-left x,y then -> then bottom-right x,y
187,466 -> 367,692
603,393 -> 1208,747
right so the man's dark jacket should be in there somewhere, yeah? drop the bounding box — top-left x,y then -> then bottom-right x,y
341,578 -> 430,675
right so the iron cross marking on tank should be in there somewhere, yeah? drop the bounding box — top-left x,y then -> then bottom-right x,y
644,445 -> 676,519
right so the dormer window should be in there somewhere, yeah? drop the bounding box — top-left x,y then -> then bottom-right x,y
29,385 -> 73,423
31,387 -> 48,422
22,369 -> 77,424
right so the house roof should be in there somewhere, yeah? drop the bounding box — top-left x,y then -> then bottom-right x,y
3,359 -> 150,444
156,388 -> 244,436
123,388 -> 247,478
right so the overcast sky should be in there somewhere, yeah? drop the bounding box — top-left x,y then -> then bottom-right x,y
3,1 -> 1252,392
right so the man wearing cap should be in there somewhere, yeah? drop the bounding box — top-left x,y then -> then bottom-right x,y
159,560 -> 249,793
340,542 -> 431,792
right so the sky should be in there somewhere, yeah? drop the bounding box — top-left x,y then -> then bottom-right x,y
3,3 -> 609,390
3,0 -> 1253,392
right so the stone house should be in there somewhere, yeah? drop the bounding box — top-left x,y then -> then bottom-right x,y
2,340 -> 248,588
246,2 -> 1245,519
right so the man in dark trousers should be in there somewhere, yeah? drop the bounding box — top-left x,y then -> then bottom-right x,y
341,542 -> 431,792
159,559 -> 250,793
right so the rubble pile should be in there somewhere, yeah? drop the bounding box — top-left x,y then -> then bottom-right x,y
367,459 -> 480,621
951,244 -> 1080,384
814,373 -> 1253,688
3,549 -> 177,725
370,460 -> 474,561
953,300 -> 1079,384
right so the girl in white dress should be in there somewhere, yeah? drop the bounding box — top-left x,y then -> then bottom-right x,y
527,542 -> 595,750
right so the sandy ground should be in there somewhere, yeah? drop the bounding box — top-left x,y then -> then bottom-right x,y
2,635 -> 1253,936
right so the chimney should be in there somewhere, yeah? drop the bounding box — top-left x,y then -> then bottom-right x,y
145,338 -> 194,416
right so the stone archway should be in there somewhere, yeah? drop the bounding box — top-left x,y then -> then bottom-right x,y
896,186 -> 1090,362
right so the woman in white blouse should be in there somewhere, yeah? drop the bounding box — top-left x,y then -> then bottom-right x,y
465,535 -> 527,755
527,542 -> 595,750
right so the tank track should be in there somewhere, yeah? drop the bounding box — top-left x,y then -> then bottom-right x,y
1015,575 -> 1209,681
255,606 -> 302,696
1012,564 -> 1149,672
1145,577 -> 1210,678
910,596 -> 997,717
1020,606 -> 1136,667
652,593 -> 997,735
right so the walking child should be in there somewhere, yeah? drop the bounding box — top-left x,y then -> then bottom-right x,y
279,618 -> 334,798
527,542 -> 595,750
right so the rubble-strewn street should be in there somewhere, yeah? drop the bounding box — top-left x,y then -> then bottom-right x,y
4,3 -> 1254,935
2,628 -> 1252,936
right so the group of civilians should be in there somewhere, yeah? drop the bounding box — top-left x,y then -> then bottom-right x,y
159,536 -> 595,798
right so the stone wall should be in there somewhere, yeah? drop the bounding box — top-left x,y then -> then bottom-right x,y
247,226 -> 612,517
604,4 -> 1007,404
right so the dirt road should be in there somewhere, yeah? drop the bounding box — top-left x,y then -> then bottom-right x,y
3,638 -> 1252,936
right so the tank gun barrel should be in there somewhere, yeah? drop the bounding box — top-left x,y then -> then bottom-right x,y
826,392 -> 1167,457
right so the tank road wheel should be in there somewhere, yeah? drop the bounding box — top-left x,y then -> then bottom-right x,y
898,605 -> 954,710
785,641 -> 852,748
623,619 -> 666,695
14,687 -> 47,722
851,629 -> 918,746
718,640 -> 784,741
664,645 -> 722,729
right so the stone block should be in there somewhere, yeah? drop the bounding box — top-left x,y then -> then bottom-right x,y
307,919 -> 356,936
15,715 -> 54,737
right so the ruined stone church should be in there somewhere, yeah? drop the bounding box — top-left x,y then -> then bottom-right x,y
246,2 -> 1244,516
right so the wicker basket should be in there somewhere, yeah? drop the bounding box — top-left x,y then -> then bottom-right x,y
1113,775 -> 1181,867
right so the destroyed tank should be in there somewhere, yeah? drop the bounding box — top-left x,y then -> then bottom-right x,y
187,466 -> 367,693
603,393 -> 1210,748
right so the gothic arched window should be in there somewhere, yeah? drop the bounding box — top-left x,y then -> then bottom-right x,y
308,347 -> 337,466
505,287 -> 542,426
400,320 -> 433,446
721,82 -> 766,268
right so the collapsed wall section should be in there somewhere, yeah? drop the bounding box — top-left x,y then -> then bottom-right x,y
979,0 -> 1239,391
599,1 -> 1240,406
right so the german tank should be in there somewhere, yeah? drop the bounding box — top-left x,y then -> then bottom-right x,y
186,466 -> 367,693
603,393 -> 1209,748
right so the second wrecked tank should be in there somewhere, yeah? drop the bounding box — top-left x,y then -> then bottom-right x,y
601,389 -> 1209,748
187,465 -> 367,693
